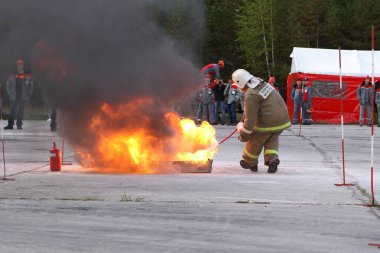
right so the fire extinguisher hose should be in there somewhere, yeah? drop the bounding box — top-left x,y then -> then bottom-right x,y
218,128 -> 238,145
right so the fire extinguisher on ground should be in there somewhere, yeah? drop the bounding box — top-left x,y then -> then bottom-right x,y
50,142 -> 61,172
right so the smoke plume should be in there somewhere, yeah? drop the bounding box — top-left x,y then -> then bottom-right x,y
0,0 -> 206,171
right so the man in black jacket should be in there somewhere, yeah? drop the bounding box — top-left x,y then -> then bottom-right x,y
212,79 -> 226,125
4,59 -> 33,130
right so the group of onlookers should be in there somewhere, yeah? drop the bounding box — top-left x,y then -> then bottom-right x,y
196,75 -> 244,125
291,75 -> 380,127
197,60 -> 238,125
7,58 -> 379,132
197,60 -> 280,125
357,75 -> 380,127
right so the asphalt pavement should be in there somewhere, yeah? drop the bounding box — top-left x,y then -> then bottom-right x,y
0,121 -> 379,253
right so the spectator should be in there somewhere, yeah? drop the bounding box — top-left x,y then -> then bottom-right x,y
357,76 -> 372,127
302,78 -> 313,125
224,79 -> 239,125
196,74 -> 215,124
268,76 -> 279,92
200,60 -> 224,80
291,78 -> 303,124
238,89 -> 245,120
48,107 -> 58,131
212,79 -> 226,125
375,81 -> 380,127
209,78 -> 218,89
197,60 -> 221,124
4,59 -> 33,130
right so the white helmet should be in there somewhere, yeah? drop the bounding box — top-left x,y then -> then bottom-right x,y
232,69 -> 263,89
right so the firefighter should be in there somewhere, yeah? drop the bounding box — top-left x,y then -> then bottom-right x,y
4,59 -> 33,130
232,69 -> 291,173
302,77 -> 313,125
200,60 -> 224,80
357,76 -> 372,127
291,78 -> 303,124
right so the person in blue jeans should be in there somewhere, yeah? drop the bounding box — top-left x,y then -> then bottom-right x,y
224,79 -> 239,125
375,81 -> 380,127
196,75 -> 215,124
4,59 -> 34,130
212,79 -> 226,125
357,76 -> 372,126
291,78 -> 303,124
301,78 -> 313,125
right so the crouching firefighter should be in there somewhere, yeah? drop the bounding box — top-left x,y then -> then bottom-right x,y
232,69 -> 291,173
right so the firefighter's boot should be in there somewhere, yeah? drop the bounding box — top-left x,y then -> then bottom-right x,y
267,158 -> 280,174
240,160 -> 258,172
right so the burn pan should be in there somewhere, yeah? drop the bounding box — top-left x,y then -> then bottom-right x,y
172,159 -> 213,173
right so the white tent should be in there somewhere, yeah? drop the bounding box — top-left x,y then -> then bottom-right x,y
290,47 -> 380,77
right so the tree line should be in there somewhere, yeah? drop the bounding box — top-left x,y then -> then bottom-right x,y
2,0 -> 380,108
202,0 -> 380,94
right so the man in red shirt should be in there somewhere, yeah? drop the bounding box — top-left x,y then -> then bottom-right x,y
200,60 -> 224,80
268,76 -> 279,92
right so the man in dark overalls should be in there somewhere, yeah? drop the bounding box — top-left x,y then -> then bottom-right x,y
4,59 -> 34,130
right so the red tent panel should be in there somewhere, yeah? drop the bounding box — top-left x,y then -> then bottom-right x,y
286,73 -> 376,124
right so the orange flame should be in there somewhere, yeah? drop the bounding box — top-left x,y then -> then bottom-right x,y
76,99 -> 217,173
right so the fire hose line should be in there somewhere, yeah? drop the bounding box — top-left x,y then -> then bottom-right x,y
218,128 -> 238,145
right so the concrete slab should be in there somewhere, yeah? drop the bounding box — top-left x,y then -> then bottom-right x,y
0,121 -> 379,253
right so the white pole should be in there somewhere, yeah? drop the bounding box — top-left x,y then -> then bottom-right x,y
370,26 -> 375,205
339,47 -> 346,184
270,0 -> 275,77
259,0 -> 271,78
0,89 -> 5,180
335,47 -> 354,187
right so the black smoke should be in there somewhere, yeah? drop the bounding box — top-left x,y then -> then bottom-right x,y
0,0 -> 205,169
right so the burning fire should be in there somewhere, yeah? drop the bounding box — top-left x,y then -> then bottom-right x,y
76,99 -> 217,173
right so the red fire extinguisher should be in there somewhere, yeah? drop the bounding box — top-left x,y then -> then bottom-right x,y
50,142 -> 61,172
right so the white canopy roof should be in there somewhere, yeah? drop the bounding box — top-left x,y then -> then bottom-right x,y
290,47 -> 380,77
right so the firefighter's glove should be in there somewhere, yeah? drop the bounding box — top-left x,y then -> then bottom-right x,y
238,132 -> 251,142
237,122 -> 250,142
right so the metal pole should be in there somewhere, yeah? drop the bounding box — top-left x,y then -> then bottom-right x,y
270,0 -> 275,78
340,47 -> 346,184
61,139 -> 72,166
316,8 -> 319,48
370,25 -> 376,205
335,47 -> 354,187
259,0 -> 271,78
0,88 -> 6,180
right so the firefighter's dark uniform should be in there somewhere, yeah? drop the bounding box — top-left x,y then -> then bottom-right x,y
238,81 -> 291,168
